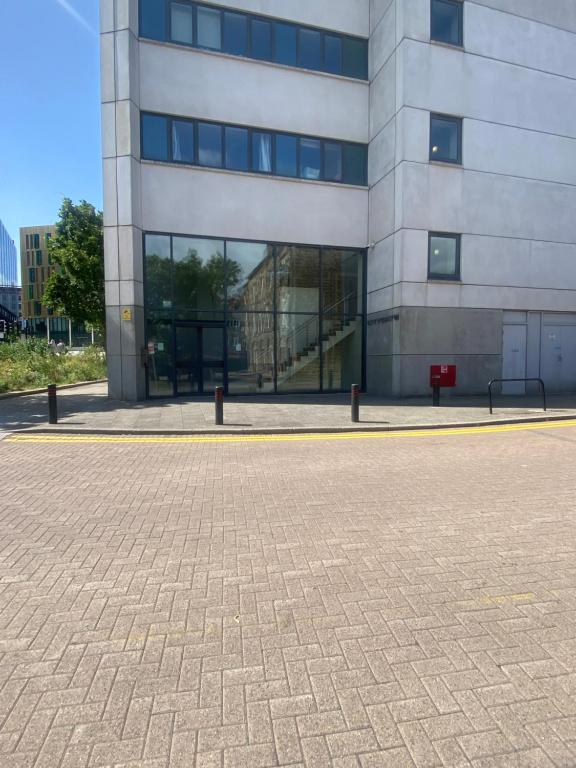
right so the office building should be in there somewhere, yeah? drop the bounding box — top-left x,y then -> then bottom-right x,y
19,225 -> 62,338
101,0 -> 576,400
0,286 -> 21,319
0,219 -> 17,288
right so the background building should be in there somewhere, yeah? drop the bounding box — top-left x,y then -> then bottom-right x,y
101,0 -> 576,400
20,225 -> 59,338
0,219 -> 18,289
0,286 -> 21,319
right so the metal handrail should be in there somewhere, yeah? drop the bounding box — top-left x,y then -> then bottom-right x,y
488,378 -> 547,414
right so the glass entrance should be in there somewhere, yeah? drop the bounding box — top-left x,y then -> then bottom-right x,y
175,324 -> 225,395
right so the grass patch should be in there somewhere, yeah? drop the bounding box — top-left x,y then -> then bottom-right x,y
0,339 -> 107,393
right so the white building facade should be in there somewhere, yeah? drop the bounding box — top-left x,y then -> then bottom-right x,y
101,0 -> 576,400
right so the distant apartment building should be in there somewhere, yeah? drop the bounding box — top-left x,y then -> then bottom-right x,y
20,225 -> 60,337
101,0 -> 576,400
0,219 -> 17,288
0,286 -> 21,319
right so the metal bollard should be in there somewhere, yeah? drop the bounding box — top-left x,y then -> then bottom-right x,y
351,384 -> 360,423
431,376 -> 440,407
215,386 -> 224,425
47,384 -> 58,424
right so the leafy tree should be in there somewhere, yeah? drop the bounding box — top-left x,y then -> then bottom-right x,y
43,199 -> 105,330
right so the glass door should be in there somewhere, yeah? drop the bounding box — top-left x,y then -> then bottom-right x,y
175,324 -> 225,395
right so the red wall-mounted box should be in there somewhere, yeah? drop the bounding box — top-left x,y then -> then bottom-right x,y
430,365 -> 457,388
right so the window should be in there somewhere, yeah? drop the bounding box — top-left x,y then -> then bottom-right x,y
172,120 -> 194,163
223,11 -> 247,56
34,302 -> 42,316
299,28 -> 322,70
28,285 -> 34,300
324,35 -> 342,75
197,6 -> 221,50
324,143 -> 342,182
343,144 -> 367,185
252,132 -> 273,173
343,37 -> 368,79
170,2 -> 193,44
275,134 -> 298,178
34,234 -> 40,249
428,233 -> 461,280
431,0 -> 463,47
430,114 -> 462,164
300,138 -> 321,180
274,23 -> 297,66
251,19 -> 272,61
198,123 -> 222,167
142,113 -> 168,161
29,268 -> 35,283
36,250 -> 42,265
140,0 -> 166,41
225,126 -> 248,171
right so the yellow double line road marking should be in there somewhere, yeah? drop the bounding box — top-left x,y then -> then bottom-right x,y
6,418 -> 576,445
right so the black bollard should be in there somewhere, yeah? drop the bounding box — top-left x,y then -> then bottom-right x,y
351,384 -> 360,423
48,384 -> 58,424
431,376 -> 441,407
215,386 -> 224,425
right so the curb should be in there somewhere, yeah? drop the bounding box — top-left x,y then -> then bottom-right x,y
0,380 -> 108,400
8,411 -> 576,437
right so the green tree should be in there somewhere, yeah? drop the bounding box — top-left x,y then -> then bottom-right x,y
43,199 -> 105,330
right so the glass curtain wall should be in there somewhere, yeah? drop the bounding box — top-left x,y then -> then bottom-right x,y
144,234 -> 365,397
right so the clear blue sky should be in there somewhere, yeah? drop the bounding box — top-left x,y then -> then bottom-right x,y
0,0 -> 102,280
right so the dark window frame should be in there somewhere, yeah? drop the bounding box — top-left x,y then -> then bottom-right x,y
429,113 -> 462,165
141,111 -> 368,186
430,0 -> 464,48
141,0 -> 368,81
428,232 -> 461,281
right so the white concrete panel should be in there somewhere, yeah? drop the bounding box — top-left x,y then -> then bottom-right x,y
119,279 -> 144,307
100,0 -> 114,34
369,171 -> 395,244
105,280 -> 120,306
140,43 -> 369,143
370,1 -> 395,80
368,117 -> 395,186
100,33 -> 116,103
367,284 -> 395,314
367,233 -> 395,293
203,0 -> 369,37
103,226 -> 119,282
371,0 -> 394,32
102,158 -> 118,227
467,3 -> 576,80
101,102 -> 117,159
395,107 -> 428,165
402,39 -> 576,138
115,100 -> 132,157
396,228 -> 428,282
118,226 -> 143,282
401,163 -> 576,244
369,54 -> 396,139
472,0 -> 576,35
116,157 -> 142,228
141,164 -> 368,247
397,0 -> 429,43
115,30 -> 133,102
115,0 -> 138,35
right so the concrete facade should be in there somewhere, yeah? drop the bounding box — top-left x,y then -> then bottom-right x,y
101,0 -> 576,399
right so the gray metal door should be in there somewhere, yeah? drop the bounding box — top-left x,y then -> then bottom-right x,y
502,324 -> 526,395
541,324 -> 576,392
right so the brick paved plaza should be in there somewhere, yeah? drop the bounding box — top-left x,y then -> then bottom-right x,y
0,425 -> 575,767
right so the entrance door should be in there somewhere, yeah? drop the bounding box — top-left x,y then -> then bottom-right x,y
175,324 -> 225,395
502,324 -> 527,395
541,321 -> 576,392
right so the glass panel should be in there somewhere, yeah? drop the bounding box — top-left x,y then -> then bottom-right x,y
202,327 -> 225,365
225,126 -> 248,171
431,0 -> 462,46
198,123 -> 222,167
147,317 -> 173,396
226,241 -> 274,311
223,11 -> 247,55
429,235 -> 459,278
251,18 -> 272,60
145,234 -> 172,309
36,250 -> 43,265
142,113 -> 168,161
140,0 -> 166,41
34,234 -> 40,249
29,268 -> 35,283
322,249 -> 362,314
324,35 -> 342,74
197,6 -> 221,50
175,325 -> 200,394
430,116 -> 460,163
322,316 -> 362,391
252,132 -> 272,173
275,134 -> 297,177
173,236 -> 225,311
276,246 -> 320,313
324,143 -> 342,182
342,144 -> 366,185
170,2 -> 193,44
227,314 -> 275,393
299,28 -> 321,70
172,120 -> 194,163
274,23 -> 297,66
342,37 -> 368,79
277,315 -> 320,392
300,138 -> 321,180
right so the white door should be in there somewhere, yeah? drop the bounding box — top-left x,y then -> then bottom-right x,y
541,324 -> 576,392
502,325 -> 527,395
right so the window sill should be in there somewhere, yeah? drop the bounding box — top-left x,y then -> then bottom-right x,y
429,39 -> 464,52
140,159 -> 369,190
427,278 -> 462,284
429,160 -> 463,169
139,36 -> 369,85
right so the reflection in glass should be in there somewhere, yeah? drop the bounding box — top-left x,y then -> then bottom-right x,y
324,143 -> 342,182
277,315 -> 320,391
226,242 -> 274,311
223,11 -> 247,55
175,324 -> 199,394
324,35 -> 342,74
322,317 -> 362,391
430,115 -> 461,163
147,316 -> 173,396
172,120 -> 194,163
276,134 -> 297,177
343,144 -> 367,185
322,250 -> 362,314
145,235 -> 172,309
171,3 -> 193,44
173,237 -> 225,310
252,132 -> 272,173
251,19 -> 272,60
343,37 -> 368,80
429,235 -> 460,279
142,114 -> 168,161
225,127 -> 248,171
198,123 -> 222,167
276,247 -> 320,314
431,0 -> 463,46
227,313 -> 275,393
300,138 -> 321,180
197,6 -> 221,49
299,28 -> 321,70
140,0 -> 166,41
274,23 -> 297,66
